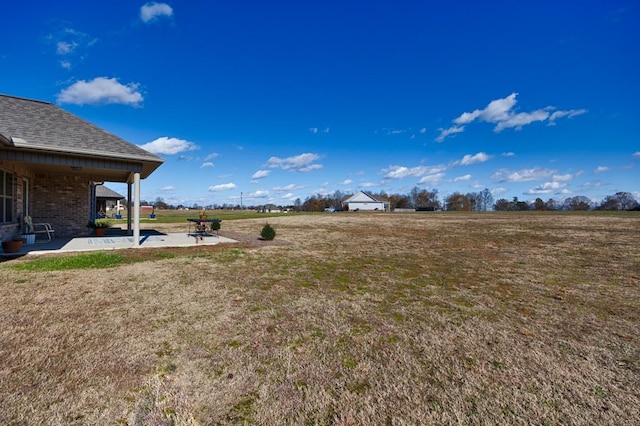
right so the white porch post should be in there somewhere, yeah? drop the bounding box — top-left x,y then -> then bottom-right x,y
127,183 -> 133,234
133,172 -> 141,247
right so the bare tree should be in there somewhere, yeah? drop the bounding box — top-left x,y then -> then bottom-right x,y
476,188 -> 494,211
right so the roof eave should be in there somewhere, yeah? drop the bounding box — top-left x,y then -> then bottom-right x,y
10,137 -> 164,165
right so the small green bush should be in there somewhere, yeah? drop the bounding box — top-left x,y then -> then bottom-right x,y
260,223 -> 276,241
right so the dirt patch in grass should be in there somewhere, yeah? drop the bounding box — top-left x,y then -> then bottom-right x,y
0,212 -> 638,425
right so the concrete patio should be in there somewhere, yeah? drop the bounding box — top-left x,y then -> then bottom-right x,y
1,228 -> 237,258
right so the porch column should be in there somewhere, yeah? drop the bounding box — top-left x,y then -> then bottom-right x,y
127,183 -> 133,234
133,172 -> 140,247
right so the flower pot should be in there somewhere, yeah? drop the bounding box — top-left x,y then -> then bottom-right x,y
199,216 -> 207,220
20,234 -> 36,245
2,239 -> 23,253
94,228 -> 106,236
149,214 -> 156,219
115,214 -> 122,220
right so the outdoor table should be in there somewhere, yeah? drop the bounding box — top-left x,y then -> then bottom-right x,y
187,218 -> 220,237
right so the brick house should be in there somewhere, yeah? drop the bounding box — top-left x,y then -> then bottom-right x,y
95,184 -> 126,217
0,94 -> 163,241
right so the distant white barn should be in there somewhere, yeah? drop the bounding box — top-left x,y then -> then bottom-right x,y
343,191 -> 389,211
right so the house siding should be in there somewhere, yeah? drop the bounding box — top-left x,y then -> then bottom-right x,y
32,174 -> 89,236
348,202 -> 386,211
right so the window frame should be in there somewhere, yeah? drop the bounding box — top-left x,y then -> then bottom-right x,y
0,168 -> 14,223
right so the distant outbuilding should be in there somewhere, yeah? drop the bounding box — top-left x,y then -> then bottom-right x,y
342,191 -> 389,211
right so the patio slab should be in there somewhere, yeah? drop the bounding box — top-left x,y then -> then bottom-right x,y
1,231 -> 236,258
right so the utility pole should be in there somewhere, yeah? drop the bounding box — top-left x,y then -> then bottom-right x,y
240,192 -> 243,210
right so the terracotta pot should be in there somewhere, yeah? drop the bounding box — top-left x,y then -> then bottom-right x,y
2,239 -> 23,253
94,228 -> 106,236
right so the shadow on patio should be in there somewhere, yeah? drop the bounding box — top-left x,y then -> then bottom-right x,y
1,227 -> 237,260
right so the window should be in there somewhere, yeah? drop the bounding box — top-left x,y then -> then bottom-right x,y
0,168 -> 14,223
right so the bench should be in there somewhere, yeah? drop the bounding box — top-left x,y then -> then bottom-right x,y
32,222 -> 55,241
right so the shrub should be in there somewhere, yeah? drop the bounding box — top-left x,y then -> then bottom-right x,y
260,223 -> 276,241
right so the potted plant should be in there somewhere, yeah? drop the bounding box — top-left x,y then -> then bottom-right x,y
210,218 -> 221,235
2,234 -> 23,253
87,219 -> 111,236
21,215 -> 36,245
199,209 -> 207,220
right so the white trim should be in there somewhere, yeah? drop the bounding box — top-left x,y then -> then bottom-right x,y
133,173 -> 140,247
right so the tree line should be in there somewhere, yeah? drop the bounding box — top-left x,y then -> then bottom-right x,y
299,188 -> 638,212
142,189 -> 638,212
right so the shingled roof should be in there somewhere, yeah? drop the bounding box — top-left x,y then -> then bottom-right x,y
95,184 -> 125,199
0,94 -> 163,180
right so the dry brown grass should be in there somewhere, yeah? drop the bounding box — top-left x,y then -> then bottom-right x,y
1,212 -> 638,425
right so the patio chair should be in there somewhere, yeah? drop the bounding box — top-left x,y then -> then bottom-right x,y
24,215 -> 56,241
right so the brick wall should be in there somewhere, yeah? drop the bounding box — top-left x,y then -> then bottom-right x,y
32,174 -> 90,237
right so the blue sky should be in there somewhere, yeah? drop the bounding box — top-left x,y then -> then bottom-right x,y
1,1 -> 638,207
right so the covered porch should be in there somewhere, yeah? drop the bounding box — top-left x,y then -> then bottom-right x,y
0,94 -> 164,248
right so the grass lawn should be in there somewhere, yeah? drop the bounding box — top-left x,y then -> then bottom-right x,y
0,212 -> 638,425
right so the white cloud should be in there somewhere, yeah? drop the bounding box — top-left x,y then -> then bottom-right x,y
454,92 -> 518,125
201,162 -> 214,168
340,179 -> 353,185
453,174 -> 472,182
491,167 -> 556,183
384,165 -> 429,179
140,2 -> 174,23
139,137 -> 198,155
493,108 -> 550,132
525,181 -> 567,195
594,166 -> 610,174
309,127 -> 318,134
209,183 -> 237,191
56,41 -> 78,55
57,77 -> 143,106
633,151 -> 640,159
435,125 -> 464,142
548,109 -> 588,125
204,152 -> 219,161
553,173 -> 573,182
454,152 -> 491,166
161,185 -> 175,191
502,152 -> 515,157
418,173 -> 445,185
383,165 -> 448,179
251,170 -> 270,179
247,190 -> 269,198
273,184 -> 305,192
48,27 -> 97,69
267,153 -> 322,172
437,93 -> 586,141
419,128 -> 427,134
